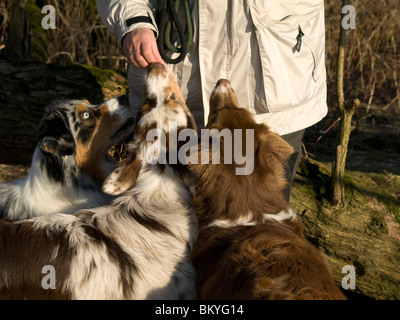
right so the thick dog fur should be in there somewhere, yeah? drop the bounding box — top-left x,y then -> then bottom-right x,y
189,79 -> 345,300
0,63 -> 197,300
0,97 -> 134,219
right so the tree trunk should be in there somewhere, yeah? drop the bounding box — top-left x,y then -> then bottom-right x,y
331,99 -> 360,206
0,58 -> 128,165
5,0 -> 31,60
330,0 -> 360,207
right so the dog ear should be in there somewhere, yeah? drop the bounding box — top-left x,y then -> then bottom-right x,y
38,109 -> 75,157
255,125 -> 294,174
39,136 -> 74,157
103,152 -> 142,195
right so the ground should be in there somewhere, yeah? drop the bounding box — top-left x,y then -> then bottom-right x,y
291,145 -> 400,300
0,164 -> 29,182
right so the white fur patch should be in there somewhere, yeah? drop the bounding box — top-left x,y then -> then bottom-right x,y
205,209 -> 297,229
263,209 -> 297,222
146,68 -> 169,104
138,100 -> 188,133
215,84 -> 229,94
103,96 -> 128,116
102,168 -> 125,195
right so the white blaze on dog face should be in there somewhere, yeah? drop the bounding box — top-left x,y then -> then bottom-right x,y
74,97 -> 134,182
140,63 -> 196,132
145,65 -> 196,164
139,63 -> 197,164
144,65 -> 170,105
208,79 -> 240,126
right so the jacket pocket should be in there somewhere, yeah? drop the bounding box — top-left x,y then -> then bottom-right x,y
249,0 -> 325,113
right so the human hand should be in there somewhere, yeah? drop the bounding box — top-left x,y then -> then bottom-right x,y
123,28 -> 164,68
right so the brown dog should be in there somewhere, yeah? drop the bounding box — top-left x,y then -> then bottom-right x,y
189,79 -> 345,300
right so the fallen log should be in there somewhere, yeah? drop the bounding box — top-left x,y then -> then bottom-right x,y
292,159 -> 400,300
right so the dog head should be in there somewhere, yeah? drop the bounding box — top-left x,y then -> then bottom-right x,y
190,79 -> 294,224
38,96 -> 134,184
103,63 -> 197,195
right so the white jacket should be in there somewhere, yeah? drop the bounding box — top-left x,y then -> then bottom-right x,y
97,0 -> 327,134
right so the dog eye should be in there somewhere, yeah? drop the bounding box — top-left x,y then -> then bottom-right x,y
82,111 -> 90,120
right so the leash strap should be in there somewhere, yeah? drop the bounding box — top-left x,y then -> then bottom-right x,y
157,0 -> 193,64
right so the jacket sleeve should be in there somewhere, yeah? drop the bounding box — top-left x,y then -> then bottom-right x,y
96,0 -> 159,46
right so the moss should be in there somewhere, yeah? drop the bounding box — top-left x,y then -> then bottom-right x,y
24,0 -> 49,63
81,65 -> 117,85
382,197 -> 400,224
80,65 -> 129,98
366,213 -> 388,236
292,159 -> 400,300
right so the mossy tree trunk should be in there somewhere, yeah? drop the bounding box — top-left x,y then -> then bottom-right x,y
330,0 -> 360,207
331,99 -> 360,206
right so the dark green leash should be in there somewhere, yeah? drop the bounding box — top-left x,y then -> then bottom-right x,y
157,0 -> 193,64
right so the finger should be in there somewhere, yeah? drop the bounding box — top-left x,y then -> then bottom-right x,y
127,53 -> 136,68
147,36 -> 164,64
132,52 -> 150,69
125,46 -> 138,67
152,44 -> 165,64
125,47 -> 148,69
123,33 -> 135,57
141,46 -> 158,65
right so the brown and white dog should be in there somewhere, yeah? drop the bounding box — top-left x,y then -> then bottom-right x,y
0,63 -> 197,300
189,79 -> 345,300
0,97 -> 134,219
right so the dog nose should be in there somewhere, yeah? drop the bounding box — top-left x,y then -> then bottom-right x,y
216,79 -> 231,88
148,62 -> 166,70
147,62 -> 167,76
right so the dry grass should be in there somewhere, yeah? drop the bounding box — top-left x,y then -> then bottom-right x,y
0,0 -> 125,70
324,0 -> 400,125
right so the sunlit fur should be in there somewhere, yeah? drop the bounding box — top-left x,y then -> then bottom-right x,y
190,79 -> 346,300
0,97 -> 134,219
0,63 -> 197,300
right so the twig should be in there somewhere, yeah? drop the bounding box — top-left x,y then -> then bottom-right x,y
46,51 -> 74,64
